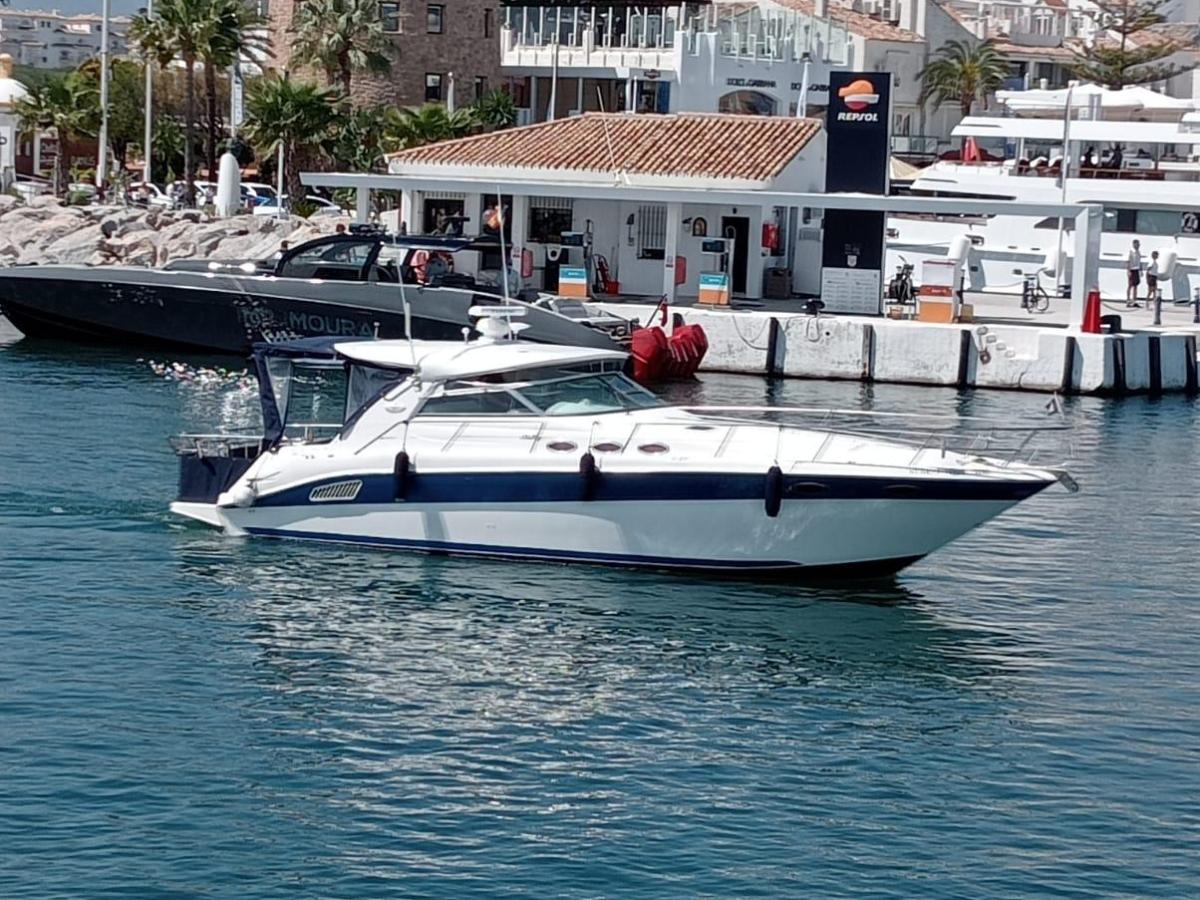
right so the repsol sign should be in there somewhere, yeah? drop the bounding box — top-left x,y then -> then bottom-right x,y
825,71 -> 890,194
835,111 -> 880,123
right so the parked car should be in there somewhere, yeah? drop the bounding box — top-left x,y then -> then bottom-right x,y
241,182 -> 278,207
12,175 -> 51,202
127,181 -> 175,209
168,179 -> 218,205
252,194 -> 346,218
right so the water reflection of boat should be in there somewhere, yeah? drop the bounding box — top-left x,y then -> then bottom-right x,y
0,230 -> 626,354
169,329 -> 1075,579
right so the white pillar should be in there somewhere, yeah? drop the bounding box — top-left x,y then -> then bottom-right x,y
95,0 -> 110,189
399,189 -> 414,233
1069,203 -> 1102,328
355,186 -> 370,223
509,193 -> 530,282
662,201 -> 682,303
447,71 -> 456,114
142,0 -> 153,185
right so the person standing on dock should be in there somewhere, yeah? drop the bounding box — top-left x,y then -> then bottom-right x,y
1147,250 -> 1160,304
1126,239 -> 1143,308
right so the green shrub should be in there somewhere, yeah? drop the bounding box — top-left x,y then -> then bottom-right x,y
291,199 -> 319,219
66,190 -> 91,206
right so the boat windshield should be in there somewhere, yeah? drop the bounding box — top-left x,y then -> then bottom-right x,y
418,371 -> 662,417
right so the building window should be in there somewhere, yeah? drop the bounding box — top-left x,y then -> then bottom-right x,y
427,4 -> 444,34
529,197 -> 574,244
474,76 -> 488,101
379,1 -> 401,33
504,76 -> 530,109
637,204 -> 666,260
484,7 -> 493,37
425,73 -> 442,102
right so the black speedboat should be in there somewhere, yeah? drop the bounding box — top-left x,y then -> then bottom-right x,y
0,229 -> 628,353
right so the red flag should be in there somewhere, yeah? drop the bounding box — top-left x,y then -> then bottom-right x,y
963,136 -> 981,163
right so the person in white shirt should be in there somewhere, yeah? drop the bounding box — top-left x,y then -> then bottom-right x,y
1126,239 -> 1143,308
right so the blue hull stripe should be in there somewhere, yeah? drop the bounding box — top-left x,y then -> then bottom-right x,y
252,470 -> 1048,508
243,527 -> 925,576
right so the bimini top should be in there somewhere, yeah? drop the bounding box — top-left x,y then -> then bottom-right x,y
332,339 -> 628,382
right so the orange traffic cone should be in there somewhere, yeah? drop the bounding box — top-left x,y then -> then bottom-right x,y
1081,288 -> 1102,333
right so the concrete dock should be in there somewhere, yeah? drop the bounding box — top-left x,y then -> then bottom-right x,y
599,293 -> 1200,396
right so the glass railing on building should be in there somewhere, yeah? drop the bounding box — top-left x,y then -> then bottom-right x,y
504,3 -> 845,65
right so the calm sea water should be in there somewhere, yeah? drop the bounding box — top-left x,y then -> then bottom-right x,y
2,333 -> 1198,898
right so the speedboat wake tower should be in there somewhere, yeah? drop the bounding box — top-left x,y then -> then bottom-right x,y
170,317 -> 1076,578
0,229 -> 627,353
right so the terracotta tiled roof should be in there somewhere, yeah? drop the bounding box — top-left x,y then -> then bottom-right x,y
991,38 -> 1078,60
387,113 -> 822,182
776,0 -> 922,42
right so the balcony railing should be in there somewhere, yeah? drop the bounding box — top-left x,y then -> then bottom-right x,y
892,135 -> 941,156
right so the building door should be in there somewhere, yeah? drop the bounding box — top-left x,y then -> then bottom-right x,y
721,216 -> 750,295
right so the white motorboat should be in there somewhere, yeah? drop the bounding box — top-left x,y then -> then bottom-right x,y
169,328 -> 1074,578
892,91 -> 1200,301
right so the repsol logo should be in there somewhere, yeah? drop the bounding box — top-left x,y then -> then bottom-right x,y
836,111 -> 880,123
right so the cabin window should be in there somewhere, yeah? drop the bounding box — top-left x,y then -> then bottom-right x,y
518,373 -> 661,416
637,204 -> 667,260
279,240 -> 376,280
1101,208 -> 1183,236
282,363 -> 349,441
419,388 -> 531,416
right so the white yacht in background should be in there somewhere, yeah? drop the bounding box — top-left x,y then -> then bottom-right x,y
169,327 -> 1073,579
889,85 -> 1200,302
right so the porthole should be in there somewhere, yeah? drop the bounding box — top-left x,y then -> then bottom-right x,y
547,440 -> 577,452
638,442 -> 669,454
592,441 -> 622,453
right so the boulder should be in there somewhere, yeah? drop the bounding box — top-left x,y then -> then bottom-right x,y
35,226 -> 103,265
30,195 -> 63,210
0,194 -> 20,214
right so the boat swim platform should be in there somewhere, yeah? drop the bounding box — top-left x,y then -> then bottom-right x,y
596,294 -> 1199,397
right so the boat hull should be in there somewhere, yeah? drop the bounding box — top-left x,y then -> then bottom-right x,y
172,492 -> 1042,579
0,266 -> 620,353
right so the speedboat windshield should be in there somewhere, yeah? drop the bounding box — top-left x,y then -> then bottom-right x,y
418,370 -> 663,418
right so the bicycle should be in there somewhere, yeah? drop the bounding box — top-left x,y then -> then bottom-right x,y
887,255 -> 915,304
1020,271 -> 1051,313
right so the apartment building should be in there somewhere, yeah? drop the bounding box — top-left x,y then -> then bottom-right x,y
0,8 -> 130,70
268,0 -> 503,108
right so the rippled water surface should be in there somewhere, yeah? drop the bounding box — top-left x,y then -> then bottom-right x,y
2,335 -> 1198,898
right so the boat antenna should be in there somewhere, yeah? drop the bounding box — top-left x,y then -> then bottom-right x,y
595,87 -> 625,185
495,185 -> 511,307
393,229 -> 418,367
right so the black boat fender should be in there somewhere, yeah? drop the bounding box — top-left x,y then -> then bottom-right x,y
764,465 -> 784,518
394,451 -> 413,500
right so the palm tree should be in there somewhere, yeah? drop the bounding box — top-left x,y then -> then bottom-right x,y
131,0 -> 209,205
289,0 -> 391,98
14,73 -> 97,196
919,39 -> 1010,119
383,103 -> 477,151
474,89 -> 518,130
243,74 -> 339,205
200,0 -> 270,180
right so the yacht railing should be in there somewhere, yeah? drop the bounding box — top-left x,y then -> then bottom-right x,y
428,404 -> 1074,475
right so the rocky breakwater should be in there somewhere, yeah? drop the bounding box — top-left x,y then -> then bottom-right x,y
0,194 -> 350,268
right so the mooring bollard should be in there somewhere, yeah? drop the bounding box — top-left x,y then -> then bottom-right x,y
1153,289 -> 1162,326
